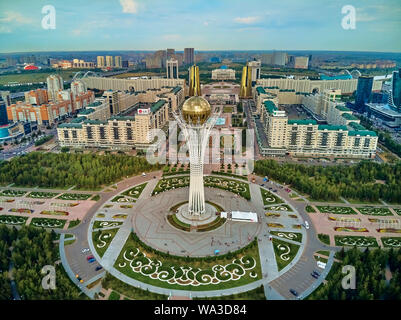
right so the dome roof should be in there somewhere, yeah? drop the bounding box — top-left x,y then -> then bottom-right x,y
182,96 -> 211,125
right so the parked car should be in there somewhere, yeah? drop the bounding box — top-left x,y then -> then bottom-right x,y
304,221 -> 309,229
86,255 -> 94,261
311,272 -> 319,279
88,258 -> 96,263
290,289 -> 298,297
95,266 -> 103,271
313,270 -> 321,277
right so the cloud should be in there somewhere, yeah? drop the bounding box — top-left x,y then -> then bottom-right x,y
120,0 -> 138,14
0,11 -> 34,24
162,34 -> 181,41
234,16 -> 260,24
0,26 -> 12,33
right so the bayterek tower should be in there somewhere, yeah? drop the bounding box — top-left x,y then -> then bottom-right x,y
173,96 -> 219,219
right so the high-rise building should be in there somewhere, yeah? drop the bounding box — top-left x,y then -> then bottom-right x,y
97,56 -> 105,68
166,59 -> 179,79
115,56 -> 122,68
184,48 -> 195,65
272,51 -> 287,66
47,75 -> 64,101
308,55 -> 313,69
260,54 -> 272,65
166,49 -> 175,60
122,60 -> 129,68
0,97 -> 8,125
0,91 -> 11,107
390,68 -> 401,111
294,56 -> 309,69
247,60 -> 261,85
355,76 -> 374,112
105,56 -> 113,67
239,66 -> 252,98
188,65 -> 201,96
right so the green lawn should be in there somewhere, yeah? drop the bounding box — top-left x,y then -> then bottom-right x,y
57,193 -> 92,201
334,235 -> 379,247
30,218 -> 66,229
270,231 -> 303,243
108,291 -> 121,300
305,205 -> 316,213
0,215 -> 28,225
27,191 -> 60,199
122,183 -> 147,198
381,237 -> 401,248
0,189 -> 27,197
68,219 -> 81,229
317,234 -> 330,245
357,207 -> 393,216
93,220 -> 123,229
102,273 -> 168,300
223,106 -> 234,113
316,206 -> 357,215
114,232 -> 262,291
272,238 -> 300,271
260,188 -> 283,206
196,285 -> 266,300
316,250 -> 330,257
92,228 -> 119,257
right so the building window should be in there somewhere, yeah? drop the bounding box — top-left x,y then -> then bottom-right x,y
86,127 -> 93,139
290,132 -> 297,145
354,137 -> 361,147
113,127 -> 119,140
63,130 -> 69,139
305,132 -> 313,146
336,133 -> 344,147
72,130 -> 77,139
321,132 -> 328,146
126,128 -> 133,140
99,126 -> 106,139
364,138 -> 370,147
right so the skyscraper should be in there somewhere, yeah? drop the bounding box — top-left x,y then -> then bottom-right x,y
247,60 -> 261,85
188,65 -> 201,96
166,59 -> 179,79
115,56 -> 122,68
105,56 -> 113,67
166,48 -> 175,60
0,91 -> 11,107
97,56 -> 105,68
272,51 -> 287,66
355,76 -> 373,112
47,75 -> 63,101
0,96 -> 8,126
239,66 -> 252,98
184,48 -> 195,65
390,68 -> 401,111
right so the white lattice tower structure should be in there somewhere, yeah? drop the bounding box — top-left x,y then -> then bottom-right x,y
173,111 -> 220,216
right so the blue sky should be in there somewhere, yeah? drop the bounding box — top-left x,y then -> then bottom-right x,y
0,0 -> 400,53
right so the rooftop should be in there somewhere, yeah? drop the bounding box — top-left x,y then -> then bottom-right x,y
288,119 -> 317,125
58,123 -> 83,129
78,108 -> 95,115
150,99 -> 166,113
341,113 -> 359,121
83,119 -> 107,125
87,101 -> 103,108
335,105 -> 351,112
318,124 -> 348,131
348,122 -> 366,131
170,86 -> 182,94
348,130 -> 377,137
110,116 -> 135,121
256,87 -> 266,95
71,117 -> 86,123
264,100 -> 278,114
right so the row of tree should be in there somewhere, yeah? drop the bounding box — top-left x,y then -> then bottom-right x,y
254,159 -> 401,202
308,247 -> 401,300
0,225 -> 84,300
0,152 -> 161,189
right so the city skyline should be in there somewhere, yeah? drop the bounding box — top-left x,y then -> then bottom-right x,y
0,0 -> 401,53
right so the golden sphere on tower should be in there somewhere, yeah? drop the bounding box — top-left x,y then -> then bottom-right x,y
181,96 -> 211,125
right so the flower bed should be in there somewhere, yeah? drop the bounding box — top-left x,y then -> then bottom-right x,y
40,210 -> 69,216
260,188 -> 283,206
122,183 -> 148,198
112,214 -> 127,219
265,212 -> 280,218
92,228 -> 120,257
93,220 -> 124,229
120,204 -> 133,209
377,228 -> 401,233
381,237 -> 401,247
267,223 -> 284,228
167,214 -> 191,232
8,208 -> 34,214
334,226 -> 368,232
